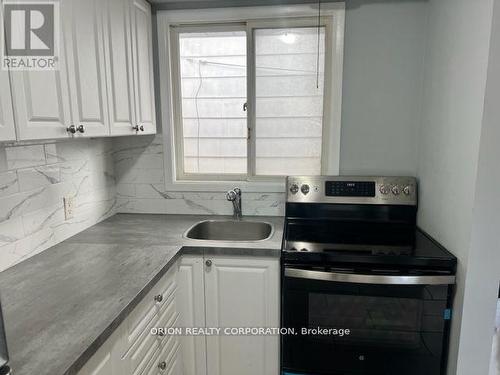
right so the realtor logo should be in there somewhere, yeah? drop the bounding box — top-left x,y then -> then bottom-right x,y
1,1 -> 60,70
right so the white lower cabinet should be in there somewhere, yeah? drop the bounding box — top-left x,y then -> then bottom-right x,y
79,255 -> 279,375
77,264 -> 181,375
204,256 -> 280,375
177,256 -> 207,375
178,255 -> 280,375
77,325 -> 127,375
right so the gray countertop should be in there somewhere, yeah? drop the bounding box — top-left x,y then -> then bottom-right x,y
0,213 -> 283,375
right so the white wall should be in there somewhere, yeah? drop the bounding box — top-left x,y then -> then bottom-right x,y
0,140 -> 117,271
416,0 -> 495,373
340,0 -> 427,176
456,0 -> 500,372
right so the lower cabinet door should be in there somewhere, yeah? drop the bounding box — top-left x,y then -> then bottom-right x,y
204,256 -> 280,375
77,325 -> 127,375
177,256 -> 207,375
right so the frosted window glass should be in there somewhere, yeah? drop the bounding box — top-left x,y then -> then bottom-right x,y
179,31 -> 247,174
255,27 -> 325,176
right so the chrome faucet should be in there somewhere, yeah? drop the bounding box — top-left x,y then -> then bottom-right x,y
226,188 -> 242,220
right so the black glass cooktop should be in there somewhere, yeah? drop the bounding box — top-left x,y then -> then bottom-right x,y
283,227 -> 456,271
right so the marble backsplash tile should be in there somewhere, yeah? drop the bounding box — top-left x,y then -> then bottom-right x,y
113,135 -> 286,217
0,139 -> 117,271
0,133 -> 285,272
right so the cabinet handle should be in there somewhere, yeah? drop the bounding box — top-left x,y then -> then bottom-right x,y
66,125 -> 77,134
154,294 -> 163,303
158,361 -> 167,370
132,125 -> 144,132
205,260 -> 212,267
77,125 -> 85,134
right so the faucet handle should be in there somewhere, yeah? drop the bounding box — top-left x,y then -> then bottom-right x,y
233,187 -> 241,196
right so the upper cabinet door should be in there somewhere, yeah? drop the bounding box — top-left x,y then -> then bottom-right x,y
63,0 -> 109,137
131,0 -> 156,135
103,0 -> 136,136
0,70 -> 16,142
0,3 -> 16,142
9,51 -> 72,140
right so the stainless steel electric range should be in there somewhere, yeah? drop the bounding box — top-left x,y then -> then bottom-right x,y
281,176 -> 457,375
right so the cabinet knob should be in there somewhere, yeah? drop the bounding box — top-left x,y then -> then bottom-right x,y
66,125 -> 77,134
158,361 -> 167,370
205,260 -> 212,267
132,125 -> 144,132
77,125 -> 85,133
154,294 -> 163,303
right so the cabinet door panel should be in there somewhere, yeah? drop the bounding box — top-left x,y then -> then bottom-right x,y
131,0 -> 156,134
77,325 -> 127,375
0,69 -> 16,141
204,256 -> 280,375
64,0 -> 109,137
10,68 -> 72,140
178,256 -> 207,375
104,0 -> 136,135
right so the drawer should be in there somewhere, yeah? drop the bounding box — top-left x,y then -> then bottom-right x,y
125,266 -> 177,353
122,293 -> 178,374
124,292 -> 178,375
143,334 -> 181,375
155,301 -> 179,347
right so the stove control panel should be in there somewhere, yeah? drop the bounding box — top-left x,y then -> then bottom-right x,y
286,176 -> 417,205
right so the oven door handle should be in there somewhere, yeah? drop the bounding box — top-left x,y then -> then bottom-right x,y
285,268 -> 456,285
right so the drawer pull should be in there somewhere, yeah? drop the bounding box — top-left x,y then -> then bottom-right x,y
158,361 -> 167,370
154,294 -> 163,303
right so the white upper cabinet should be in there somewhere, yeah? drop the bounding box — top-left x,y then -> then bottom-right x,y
63,0 -> 110,137
0,3 -> 16,142
103,0 -> 136,136
9,55 -> 73,140
0,69 -> 16,142
7,0 -> 156,141
131,0 -> 156,135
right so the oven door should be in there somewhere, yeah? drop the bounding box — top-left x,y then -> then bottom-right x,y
282,267 -> 454,375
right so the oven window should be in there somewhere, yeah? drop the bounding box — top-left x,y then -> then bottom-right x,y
309,293 -> 422,348
282,278 -> 451,375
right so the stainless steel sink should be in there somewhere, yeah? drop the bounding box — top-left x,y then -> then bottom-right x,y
184,220 -> 273,242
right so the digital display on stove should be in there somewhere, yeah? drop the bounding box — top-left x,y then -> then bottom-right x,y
325,181 -> 376,197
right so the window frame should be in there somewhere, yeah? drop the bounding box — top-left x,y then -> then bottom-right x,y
157,4 -> 345,192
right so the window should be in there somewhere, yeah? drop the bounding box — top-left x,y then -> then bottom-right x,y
177,29 -> 248,175
254,27 -> 325,176
162,5 -> 344,188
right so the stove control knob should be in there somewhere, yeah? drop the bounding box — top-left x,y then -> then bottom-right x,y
391,185 -> 401,195
379,185 -> 389,195
403,186 -> 412,196
289,184 -> 299,195
301,184 -> 310,195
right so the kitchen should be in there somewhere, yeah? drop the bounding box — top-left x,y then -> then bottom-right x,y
0,0 -> 499,374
